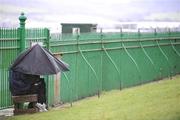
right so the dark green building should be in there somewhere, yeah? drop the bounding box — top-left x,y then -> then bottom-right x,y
61,23 -> 97,34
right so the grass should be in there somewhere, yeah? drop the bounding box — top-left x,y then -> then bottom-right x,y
7,75 -> 180,120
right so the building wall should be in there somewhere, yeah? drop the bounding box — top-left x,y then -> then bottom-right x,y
61,24 -> 97,34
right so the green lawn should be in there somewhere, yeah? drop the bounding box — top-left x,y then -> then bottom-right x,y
7,75 -> 180,120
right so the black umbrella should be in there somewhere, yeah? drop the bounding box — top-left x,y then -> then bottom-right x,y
10,44 -> 69,75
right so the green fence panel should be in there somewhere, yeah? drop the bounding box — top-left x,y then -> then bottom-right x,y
51,30 -> 180,104
0,28 -> 19,109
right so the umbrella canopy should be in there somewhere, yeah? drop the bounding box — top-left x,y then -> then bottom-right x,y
10,44 -> 69,75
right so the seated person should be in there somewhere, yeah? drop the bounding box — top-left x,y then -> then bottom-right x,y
9,70 -> 47,112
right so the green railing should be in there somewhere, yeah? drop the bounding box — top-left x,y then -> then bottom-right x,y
50,30 -> 180,103
0,13 -> 180,109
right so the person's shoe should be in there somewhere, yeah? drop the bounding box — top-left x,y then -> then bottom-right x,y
43,103 -> 48,112
35,103 -> 44,112
36,103 -> 48,112
42,103 -> 48,112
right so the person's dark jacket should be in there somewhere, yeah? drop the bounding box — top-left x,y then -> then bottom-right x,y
9,70 -> 40,96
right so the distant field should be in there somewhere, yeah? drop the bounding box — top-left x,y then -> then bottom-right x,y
7,75 -> 180,120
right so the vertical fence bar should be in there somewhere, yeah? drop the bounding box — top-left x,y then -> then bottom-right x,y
0,28 -> 1,109
100,29 -> 103,93
2,28 -> 5,109
45,28 -> 50,49
75,37 -> 79,100
120,28 -> 123,88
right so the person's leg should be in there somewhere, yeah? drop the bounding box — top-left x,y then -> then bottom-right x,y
37,79 -> 46,104
36,79 -> 47,112
28,85 -> 38,108
28,102 -> 33,108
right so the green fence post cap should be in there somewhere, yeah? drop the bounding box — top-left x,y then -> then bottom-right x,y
19,12 -> 27,21
19,12 -> 27,28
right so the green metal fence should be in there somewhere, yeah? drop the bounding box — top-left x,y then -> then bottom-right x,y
50,30 -> 180,103
0,13 -> 180,109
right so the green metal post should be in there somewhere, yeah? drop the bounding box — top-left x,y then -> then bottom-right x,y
18,12 -> 27,52
42,28 -> 50,107
17,13 -> 27,108
45,28 -> 50,50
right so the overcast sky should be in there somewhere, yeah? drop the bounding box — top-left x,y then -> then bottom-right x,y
1,0 -> 180,29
